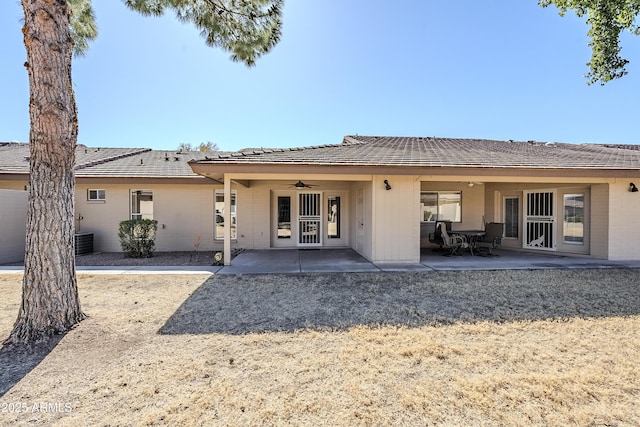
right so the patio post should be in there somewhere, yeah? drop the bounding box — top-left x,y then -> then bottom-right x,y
223,174 -> 231,266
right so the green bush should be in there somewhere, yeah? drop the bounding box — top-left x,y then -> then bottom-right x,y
118,219 -> 158,258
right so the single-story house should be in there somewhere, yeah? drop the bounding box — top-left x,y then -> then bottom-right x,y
2,136 -> 640,265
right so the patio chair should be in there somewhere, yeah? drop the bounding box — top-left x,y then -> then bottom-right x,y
428,220 -> 452,250
439,222 -> 468,256
476,222 -> 504,256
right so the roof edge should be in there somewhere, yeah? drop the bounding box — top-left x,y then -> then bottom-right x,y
74,148 -> 152,171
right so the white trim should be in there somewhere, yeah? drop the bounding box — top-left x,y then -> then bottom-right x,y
214,189 -> 237,241
87,188 -> 106,201
223,175 -> 231,266
502,195 -> 520,240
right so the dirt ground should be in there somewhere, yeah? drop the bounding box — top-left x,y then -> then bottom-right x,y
1,269 -> 640,426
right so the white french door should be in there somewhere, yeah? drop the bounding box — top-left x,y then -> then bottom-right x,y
523,190 -> 556,251
298,192 -> 322,246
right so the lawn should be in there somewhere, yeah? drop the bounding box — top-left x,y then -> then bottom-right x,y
1,270 -> 639,426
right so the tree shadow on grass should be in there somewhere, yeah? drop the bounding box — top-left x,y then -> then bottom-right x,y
159,270 -> 640,336
0,335 -> 64,397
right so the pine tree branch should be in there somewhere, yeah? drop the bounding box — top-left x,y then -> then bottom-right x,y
202,0 -> 276,19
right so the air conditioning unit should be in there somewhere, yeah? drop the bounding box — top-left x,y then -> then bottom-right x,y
75,232 -> 94,255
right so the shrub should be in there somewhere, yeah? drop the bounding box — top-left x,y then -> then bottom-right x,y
118,219 -> 158,258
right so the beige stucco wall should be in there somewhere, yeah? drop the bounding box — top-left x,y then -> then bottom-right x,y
0,179 -> 28,191
371,176 -> 420,263
75,182 -> 223,252
6,172 -> 636,262
590,183 -> 609,259
0,189 -> 27,263
76,179 -> 362,253
605,181 -> 640,260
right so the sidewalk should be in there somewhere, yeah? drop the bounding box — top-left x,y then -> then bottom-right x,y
2,248 -> 640,275
0,266 -> 221,275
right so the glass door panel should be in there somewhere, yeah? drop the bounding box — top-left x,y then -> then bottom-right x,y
327,196 -> 340,239
277,196 -> 291,239
563,193 -> 584,244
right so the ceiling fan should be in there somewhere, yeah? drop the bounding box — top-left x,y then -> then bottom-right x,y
290,180 -> 314,189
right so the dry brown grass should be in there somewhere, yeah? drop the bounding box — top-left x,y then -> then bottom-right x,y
1,270 -> 639,426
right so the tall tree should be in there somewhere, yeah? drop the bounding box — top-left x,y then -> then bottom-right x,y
5,0 -> 283,345
539,0 -> 640,85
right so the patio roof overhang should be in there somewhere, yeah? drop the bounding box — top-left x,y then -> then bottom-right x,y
188,161 -> 639,184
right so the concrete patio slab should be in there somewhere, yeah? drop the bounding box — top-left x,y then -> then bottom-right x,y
375,263 -> 434,272
420,248 -> 640,271
298,248 -> 380,273
217,249 -> 302,274
3,248 -> 639,275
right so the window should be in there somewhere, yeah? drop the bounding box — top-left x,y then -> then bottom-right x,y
215,190 -> 237,240
87,189 -> 106,201
130,190 -> 153,220
563,193 -> 584,244
420,191 -> 461,222
327,196 -> 341,238
277,196 -> 291,239
504,197 -> 519,238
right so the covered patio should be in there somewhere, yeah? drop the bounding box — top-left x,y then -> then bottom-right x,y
215,248 -> 640,274
187,136 -> 640,265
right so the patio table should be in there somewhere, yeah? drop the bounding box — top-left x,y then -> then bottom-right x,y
452,230 -> 486,255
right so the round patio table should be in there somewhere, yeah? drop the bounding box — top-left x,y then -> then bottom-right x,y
451,230 -> 486,255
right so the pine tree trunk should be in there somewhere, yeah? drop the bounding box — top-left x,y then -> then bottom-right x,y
5,0 -> 85,344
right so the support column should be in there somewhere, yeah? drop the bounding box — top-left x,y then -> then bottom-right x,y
223,174 -> 232,266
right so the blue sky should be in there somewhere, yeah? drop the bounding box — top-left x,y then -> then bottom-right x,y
1,1 -> 639,151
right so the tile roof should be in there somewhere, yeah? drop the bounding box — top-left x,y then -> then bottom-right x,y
0,143 -> 208,178
194,136 -> 640,170
75,149 -> 209,178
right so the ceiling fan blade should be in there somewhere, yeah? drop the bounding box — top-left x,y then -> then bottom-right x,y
292,180 -> 313,188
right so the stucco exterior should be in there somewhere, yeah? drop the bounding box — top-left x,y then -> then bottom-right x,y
0,189 -> 27,263
606,181 -> 640,260
2,137 -> 640,265
370,175 -> 421,263
70,174 -> 640,263
75,182 -> 222,252
589,183 -> 610,259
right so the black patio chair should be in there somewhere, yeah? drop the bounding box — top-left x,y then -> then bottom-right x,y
476,222 -> 504,256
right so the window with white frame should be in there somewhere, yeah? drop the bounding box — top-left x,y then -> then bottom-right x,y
215,190 -> 237,240
87,189 -> 106,201
130,190 -> 153,220
420,191 -> 461,222
563,193 -> 584,244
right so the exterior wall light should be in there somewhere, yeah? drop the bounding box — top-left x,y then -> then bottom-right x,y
630,182 -> 639,193
384,180 -> 392,191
